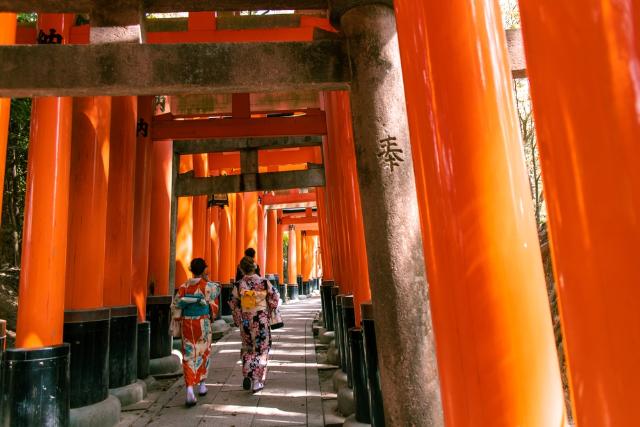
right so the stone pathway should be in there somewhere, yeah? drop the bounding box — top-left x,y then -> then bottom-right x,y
119,297 -> 324,427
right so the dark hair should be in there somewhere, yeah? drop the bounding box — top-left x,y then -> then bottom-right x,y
190,258 -> 207,276
244,247 -> 256,258
239,256 -> 256,275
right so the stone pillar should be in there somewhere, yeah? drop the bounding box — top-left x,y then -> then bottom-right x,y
330,1 -> 443,424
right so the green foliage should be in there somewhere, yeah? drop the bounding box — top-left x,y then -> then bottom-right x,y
17,13 -> 37,24
1,99 -> 31,267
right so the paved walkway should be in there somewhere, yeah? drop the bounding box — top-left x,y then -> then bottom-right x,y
120,297 -> 324,427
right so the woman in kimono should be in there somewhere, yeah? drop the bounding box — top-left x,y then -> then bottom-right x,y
172,258 -> 220,407
229,256 -> 279,393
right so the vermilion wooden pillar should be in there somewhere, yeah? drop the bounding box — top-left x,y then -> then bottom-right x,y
16,13 -> 74,348
315,187 -> 334,279
207,206 -> 221,282
394,0 -> 565,424
323,92 -> 371,319
295,228 -> 302,278
0,13 -> 16,227
131,96 -> 154,319
518,1 -> 640,424
175,155 -> 194,287
65,96 -> 111,310
228,193 -> 237,278
148,138 -> 172,295
266,209 -> 278,274
218,204 -> 233,283
287,225 -> 297,284
257,202 -> 265,266
192,153 -> 208,258
276,210 -> 284,280
244,192 -> 258,257
235,192 -> 245,265
104,96 -> 137,307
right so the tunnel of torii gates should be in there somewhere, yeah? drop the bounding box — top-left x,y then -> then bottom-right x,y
0,0 -> 638,426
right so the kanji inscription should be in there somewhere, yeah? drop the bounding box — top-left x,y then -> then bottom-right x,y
377,136 -> 404,172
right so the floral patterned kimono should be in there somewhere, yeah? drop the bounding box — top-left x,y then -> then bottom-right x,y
173,278 -> 220,387
229,274 -> 279,382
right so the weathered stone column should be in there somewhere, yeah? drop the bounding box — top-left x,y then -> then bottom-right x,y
330,1 -> 443,425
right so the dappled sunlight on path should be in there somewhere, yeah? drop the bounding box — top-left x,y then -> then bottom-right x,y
118,297 -> 324,427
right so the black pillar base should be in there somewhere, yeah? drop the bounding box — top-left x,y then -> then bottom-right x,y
1,344 -> 70,426
146,296 -> 172,360
362,303 -> 385,427
287,284 -> 299,301
349,328 -> 371,424
137,321 -> 150,380
220,284 -> 233,316
302,281 -> 310,296
297,275 -> 303,296
321,280 -> 335,330
109,306 -> 138,389
335,294 -> 346,372
341,295 -> 356,386
63,308 -> 110,409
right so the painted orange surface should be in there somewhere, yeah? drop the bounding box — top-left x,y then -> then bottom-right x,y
266,209 -> 278,275
244,192 -> 259,259
218,204 -> 233,284
148,139 -> 172,296
152,114 -> 326,140
257,203 -> 265,266
208,206 -> 221,282
65,96 -> 111,310
188,11 -> 216,32
131,96 -> 155,320
295,229 -> 302,277
315,187 -> 333,279
235,192 -> 245,267
261,192 -> 316,206
301,234 -> 314,281
17,16 -> 334,45
276,210 -> 284,280
323,92 -> 370,321
175,156 -> 194,287
517,1 -> 640,424
228,193 -> 237,280
16,14 -> 74,348
0,13 -> 16,229
104,96 -> 137,307
287,227 -> 297,284
192,153 -> 208,259
394,1 -> 566,425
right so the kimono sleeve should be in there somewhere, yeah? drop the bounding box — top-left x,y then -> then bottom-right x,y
266,280 -> 279,311
229,284 -> 242,326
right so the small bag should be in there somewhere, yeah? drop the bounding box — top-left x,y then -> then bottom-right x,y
170,314 -> 182,338
170,299 -> 182,338
270,305 -> 284,330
